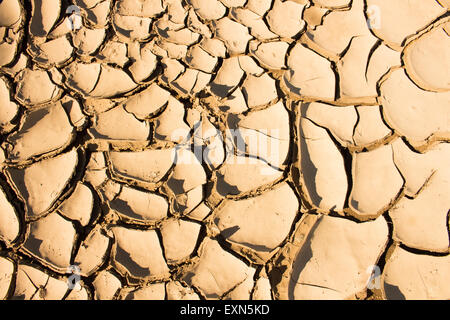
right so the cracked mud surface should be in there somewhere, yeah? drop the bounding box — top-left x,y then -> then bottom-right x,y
0,0 -> 449,300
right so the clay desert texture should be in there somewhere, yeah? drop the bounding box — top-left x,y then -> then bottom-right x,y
0,0 -> 449,301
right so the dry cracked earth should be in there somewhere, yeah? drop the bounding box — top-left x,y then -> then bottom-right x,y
0,0 -> 449,300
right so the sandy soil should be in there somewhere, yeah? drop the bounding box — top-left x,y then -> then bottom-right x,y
0,0 -> 449,300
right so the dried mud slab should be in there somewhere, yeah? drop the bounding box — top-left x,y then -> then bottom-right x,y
29,0 -> 60,38
0,257 -> 14,299
212,182 -> 299,263
284,43 -> 336,101
0,0 -> 448,301
366,0 -> 447,49
252,274 -> 273,300
297,117 -> 348,213
382,246 -> 450,300
0,0 -> 22,28
57,182 -> 94,226
12,264 -> 69,300
0,78 -> 19,134
391,138 -> 449,197
4,149 -> 78,220
403,20 -> 450,92
0,186 -> 20,245
215,154 -> 283,196
181,238 -> 255,299
353,106 -> 393,148
15,69 -> 61,106
4,101 -> 76,163
88,105 -> 151,145
389,141 -> 450,253
160,218 -> 201,264
22,211 -> 77,272
92,270 -> 122,300
120,282 -> 166,300
111,226 -> 170,282
63,63 -> 138,98
227,101 -> 290,169
109,185 -> 168,225
266,0 -> 306,38
302,0 -> 370,60
108,149 -> 174,186
74,226 -> 111,276
122,84 -> 170,120
348,145 -> 404,220
166,281 -> 200,300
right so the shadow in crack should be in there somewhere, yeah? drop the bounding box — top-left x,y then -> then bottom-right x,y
166,177 -> 186,195
209,83 -> 235,98
115,246 -> 150,279
110,198 -> 142,220
215,173 -> 240,196
219,225 -> 240,238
